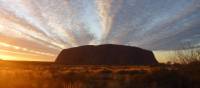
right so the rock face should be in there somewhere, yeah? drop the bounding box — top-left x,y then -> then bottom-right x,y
56,44 -> 158,65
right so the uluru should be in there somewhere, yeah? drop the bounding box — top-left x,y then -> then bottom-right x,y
56,44 -> 158,65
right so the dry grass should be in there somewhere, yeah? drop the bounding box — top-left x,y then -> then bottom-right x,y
0,60 -> 199,88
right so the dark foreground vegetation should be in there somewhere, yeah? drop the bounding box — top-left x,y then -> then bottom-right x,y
0,60 -> 199,88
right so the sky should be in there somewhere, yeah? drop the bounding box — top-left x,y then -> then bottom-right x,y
0,0 -> 199,62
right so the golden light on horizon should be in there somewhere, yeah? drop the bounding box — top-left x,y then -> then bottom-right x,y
153,51 -> 176,63
0,51 -> 56,61
0,43 -> 57,61
0,0 -> 199,62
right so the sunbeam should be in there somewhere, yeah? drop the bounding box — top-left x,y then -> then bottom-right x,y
0,0 -> 199,61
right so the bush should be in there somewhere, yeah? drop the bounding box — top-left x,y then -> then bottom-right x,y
174,48 -> 200,64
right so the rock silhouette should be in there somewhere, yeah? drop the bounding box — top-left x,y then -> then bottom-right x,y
56,44 -> 158,65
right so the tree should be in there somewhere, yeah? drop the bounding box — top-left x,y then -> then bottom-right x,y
174,46 -> 200,64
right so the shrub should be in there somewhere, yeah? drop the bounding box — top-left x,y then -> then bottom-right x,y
174,48 -> 200,64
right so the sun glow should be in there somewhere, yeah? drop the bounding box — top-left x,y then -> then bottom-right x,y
0,0 -> 199,61
0,42 -> 57,61
0,50 -> 56,61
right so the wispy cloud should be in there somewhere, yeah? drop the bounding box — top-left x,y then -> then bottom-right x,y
0,0 -> 199,61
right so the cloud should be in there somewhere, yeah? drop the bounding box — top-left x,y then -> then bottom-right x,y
0,0 -> 199,61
